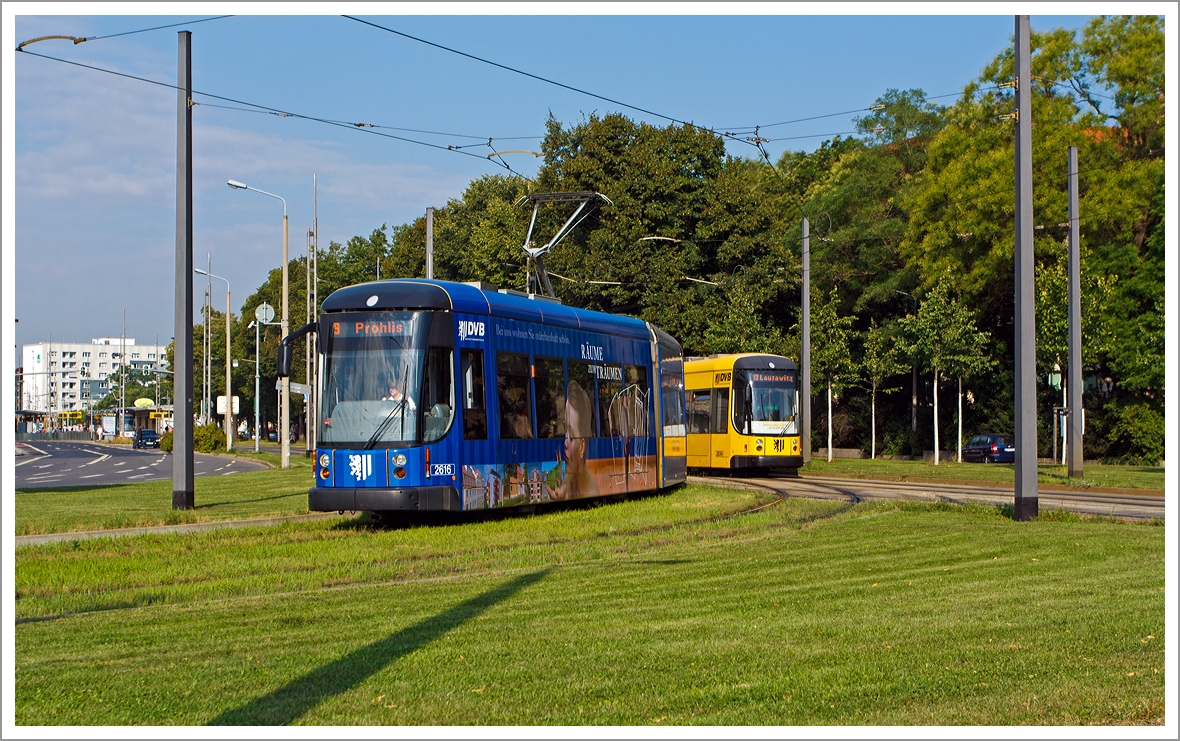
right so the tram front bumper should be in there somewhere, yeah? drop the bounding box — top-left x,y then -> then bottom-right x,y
310,485 -> 461,512
730,455 -> 804,470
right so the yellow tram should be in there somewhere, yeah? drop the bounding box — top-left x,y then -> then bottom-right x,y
684,354 -> 803,473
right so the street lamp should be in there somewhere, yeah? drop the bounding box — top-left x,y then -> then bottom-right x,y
249,302 -> 279,454
195,267 -> 233,452
229,179 -> 290,469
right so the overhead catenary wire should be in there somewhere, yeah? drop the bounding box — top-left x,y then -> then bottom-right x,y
21,24 -> 1137,251
83,15 -> 233,42
21,18 -> 1021,191
194,101 -> 542,144
15,47 -> 539,183
342,13 -> 1000,164
16,15 -> 233,49
341,15 -> 763,157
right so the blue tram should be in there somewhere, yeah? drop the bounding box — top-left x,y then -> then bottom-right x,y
276,279 -> 687,514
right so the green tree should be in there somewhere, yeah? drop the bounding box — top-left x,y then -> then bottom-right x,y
899,18 -> 1163,462
92,366 -> 158,410
899,275 -> 989,465
808,288 -> 856,461
859,321 -> 908,459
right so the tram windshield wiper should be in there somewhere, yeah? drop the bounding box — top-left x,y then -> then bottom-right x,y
364,364 -> 410,450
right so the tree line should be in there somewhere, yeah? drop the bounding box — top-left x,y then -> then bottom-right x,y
137,16 -> 1162,463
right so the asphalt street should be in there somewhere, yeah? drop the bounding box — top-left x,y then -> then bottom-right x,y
15,442 -> 269,489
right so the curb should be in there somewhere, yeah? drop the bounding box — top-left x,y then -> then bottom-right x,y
15,512 -> 353,549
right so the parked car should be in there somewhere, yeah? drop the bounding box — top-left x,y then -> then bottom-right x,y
132,428 -> 160,449
962,434 -> 1015,463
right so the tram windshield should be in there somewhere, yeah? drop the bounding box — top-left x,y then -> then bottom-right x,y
734,370 -> 798,436
318,311 -> 449,447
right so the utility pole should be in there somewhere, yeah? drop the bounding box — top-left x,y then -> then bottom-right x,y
426,206 -> 435,280
281,201 -> 290,470
172,30 -> 194,510
121,308 -> 126,438
205,253 -> 212,425
1013,15 -> 1038,520
306,225 -> 313,457
310,175 -> 318,454
224,285 -> 232,451
1067,145 -> 1084,478
801,217 -> 811,463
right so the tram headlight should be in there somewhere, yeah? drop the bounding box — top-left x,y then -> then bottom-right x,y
318,453 -> 330,468
393,453 -> 407,466
393,466 -> 407,480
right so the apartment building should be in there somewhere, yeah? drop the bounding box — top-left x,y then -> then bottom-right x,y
20,337 -> 169,412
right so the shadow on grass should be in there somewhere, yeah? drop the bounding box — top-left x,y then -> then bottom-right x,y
193,492 -> 306,509
15,483 -> 143,494
207,568 -> 550,725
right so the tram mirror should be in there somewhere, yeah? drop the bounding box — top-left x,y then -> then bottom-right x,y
276,344 -> 292,378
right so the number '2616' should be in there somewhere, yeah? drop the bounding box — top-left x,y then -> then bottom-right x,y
431,463 -> 455,477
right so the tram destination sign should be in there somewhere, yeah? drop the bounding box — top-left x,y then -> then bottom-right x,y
747,371 -> 795,384
330,314 -> 415,338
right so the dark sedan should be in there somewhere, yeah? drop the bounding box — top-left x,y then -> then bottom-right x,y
132,428 -> 160,449
962,434 -> 1015,463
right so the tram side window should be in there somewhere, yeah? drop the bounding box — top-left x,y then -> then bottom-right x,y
597,364 -> 625,438
711,387 -> 730,434
688,389 -> 711,434
567,361 -> 598,438
461,350 -> 487,440
535,357 -> 566,439
623,364 -> 650,437
661,372 -> 686,437
422,347 -> 455,443
497,352 -> 534,440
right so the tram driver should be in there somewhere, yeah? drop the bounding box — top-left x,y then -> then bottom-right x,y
383,381 -> 417,413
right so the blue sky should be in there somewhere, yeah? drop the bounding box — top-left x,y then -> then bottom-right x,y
8,9 -> 1104,351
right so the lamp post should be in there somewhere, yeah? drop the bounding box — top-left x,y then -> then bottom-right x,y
229,179 -> 290,469
195,267 -> 233,451
250,302 -> 278,454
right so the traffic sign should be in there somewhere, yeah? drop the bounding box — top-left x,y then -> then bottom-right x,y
255,302 -> 275,324
276,380 -> 310,396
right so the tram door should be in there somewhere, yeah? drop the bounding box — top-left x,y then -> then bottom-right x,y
686,389 -> 711,467
710,385 -> 731,466
623,364 -> 653,490
459,349 -> 491,510
597,363 -> 627,493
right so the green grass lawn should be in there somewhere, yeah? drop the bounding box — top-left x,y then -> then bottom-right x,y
15,485 -> 1164,725
15,452 -> 313,535
799,457 -> 1164,491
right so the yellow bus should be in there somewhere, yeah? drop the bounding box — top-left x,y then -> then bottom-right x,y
684,354 -> 802,474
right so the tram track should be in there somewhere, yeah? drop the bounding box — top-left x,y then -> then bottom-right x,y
703,473 -> 1164,521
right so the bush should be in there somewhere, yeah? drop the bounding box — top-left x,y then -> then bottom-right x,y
193,424 -> 227,453
1109,403 -> 1164,465
160,425 -> 225,453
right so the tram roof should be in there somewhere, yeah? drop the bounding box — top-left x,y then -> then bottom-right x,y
321,279 -> 652,340
684,353 -> 799,372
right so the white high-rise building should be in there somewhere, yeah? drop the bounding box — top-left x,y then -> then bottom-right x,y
21,337 -> 169,413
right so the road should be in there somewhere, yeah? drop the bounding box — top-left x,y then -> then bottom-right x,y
15,442 -> 269,489
692,473 -> 1165,521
